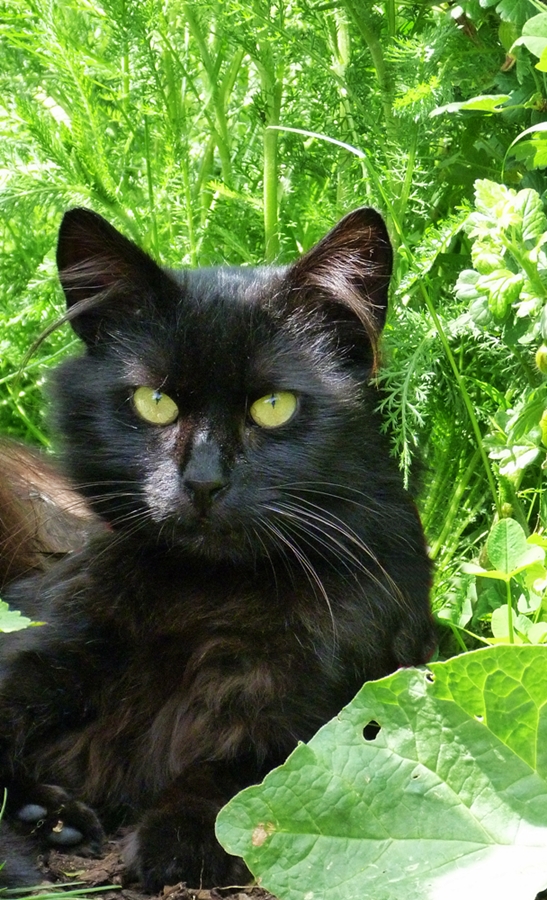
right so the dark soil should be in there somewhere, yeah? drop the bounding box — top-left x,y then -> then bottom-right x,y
37,840 -> 278,900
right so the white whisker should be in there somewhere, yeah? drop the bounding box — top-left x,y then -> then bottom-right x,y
264,497 -> 407,610
255,516 -> 338,651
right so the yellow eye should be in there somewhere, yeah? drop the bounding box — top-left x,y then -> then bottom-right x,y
249,392 -> 298,429
133,387 -> 179,425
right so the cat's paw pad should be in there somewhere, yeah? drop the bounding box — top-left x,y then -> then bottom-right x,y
125,808 -> 249,891
17,804 -> 48,824
13,785 -> 104,854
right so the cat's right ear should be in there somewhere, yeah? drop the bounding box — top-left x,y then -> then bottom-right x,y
56,208 -> 163,344
283,207 -> 393,375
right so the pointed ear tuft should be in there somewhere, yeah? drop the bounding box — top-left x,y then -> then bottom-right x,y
286,207 -> 393,372
56,208 -> 162,344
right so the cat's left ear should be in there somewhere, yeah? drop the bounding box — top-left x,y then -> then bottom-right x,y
56,207 -> 165,345
286,207 -> 393,371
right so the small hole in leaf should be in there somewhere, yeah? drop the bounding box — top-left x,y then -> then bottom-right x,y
363,721 -> 381,741
412,773 -> 420,780
425,672 -> 435,683
475,714 -> 484,722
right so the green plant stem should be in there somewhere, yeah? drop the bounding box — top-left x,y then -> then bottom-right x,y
196,136 -> 216,220
499,475 -> 529,534
144,115 -> 159,258
423,293 -> 501,517
449,622 -> 469,653
396,328 -> 433,486
394,125 -> 417,226
455,624 -> 492,646
120,0 -> 130,115
5,383 -> 49,446
429,449 -> 482,559
263,96 -> 282,262
182,3 -> 234,186
420,417 -> 463,531
436,487 -> 487,572
181,154 -> 198,267
257,58 -> 283,261
339,0 -> 395,141
385,0 -> 396,37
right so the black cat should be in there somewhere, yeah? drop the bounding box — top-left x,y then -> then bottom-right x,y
0,206 -> 435,891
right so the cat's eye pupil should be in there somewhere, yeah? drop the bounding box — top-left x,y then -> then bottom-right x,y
249,391 -> 297,429
133,386 -> 179,425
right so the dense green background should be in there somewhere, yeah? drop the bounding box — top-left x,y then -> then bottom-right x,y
2,0 -> 547,649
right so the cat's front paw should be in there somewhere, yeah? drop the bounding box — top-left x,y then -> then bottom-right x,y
125,803 -> 249,892
11,784 -> 104,855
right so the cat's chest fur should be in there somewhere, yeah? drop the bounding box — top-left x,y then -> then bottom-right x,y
9,540 -> 371,812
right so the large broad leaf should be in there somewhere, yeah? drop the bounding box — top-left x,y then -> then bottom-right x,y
216,646 -> 547,900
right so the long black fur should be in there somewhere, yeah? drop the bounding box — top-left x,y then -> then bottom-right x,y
0,207 -> 435,890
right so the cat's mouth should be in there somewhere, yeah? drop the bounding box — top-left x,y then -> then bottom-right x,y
154,512 -> 254,562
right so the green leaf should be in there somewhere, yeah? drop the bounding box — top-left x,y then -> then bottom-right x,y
496,0 -> 539,27
477,269 -> 523,319
490,604 -> 529,638
216,647 -> 547,900
510,136 -> 547,170
454,268 -> 482,302
487,518 -> 543,574
436,581 -> 475,628
471,241 -> 505,274
527,622 -> 547,643
523,561 -> 547,594
515,188 -> 547,243
468,294 -> 494,328
514,33 -> 547,59
506,122 -> 547,155
431,95 -> 510,116
489,442 -> 541,476
474,179 -> 513,216
0,599 -> 32,633
517,13 -> 547,59
518,589 -> 543,614
536,45 -> 547,72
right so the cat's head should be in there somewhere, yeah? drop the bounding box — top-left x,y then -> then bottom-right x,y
52,207 -> 393,562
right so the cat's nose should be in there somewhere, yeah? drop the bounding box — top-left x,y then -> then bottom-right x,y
184,478 -> 227,515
